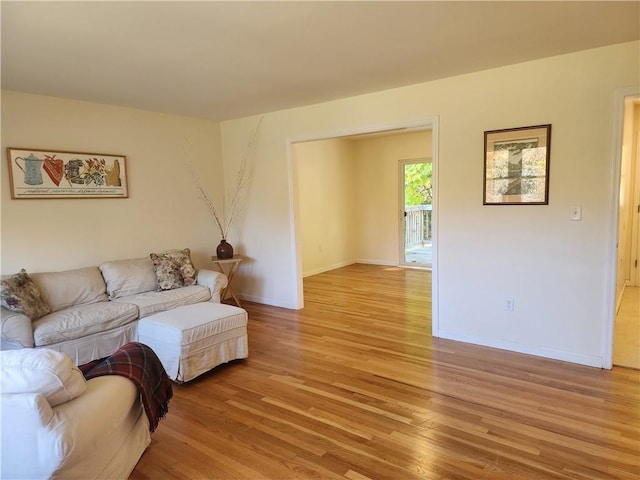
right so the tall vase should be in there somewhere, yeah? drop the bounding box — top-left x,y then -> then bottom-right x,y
216,239 -> 234,259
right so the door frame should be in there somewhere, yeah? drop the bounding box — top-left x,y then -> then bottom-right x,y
398,157 -> 433,269
632,119 -> 640,287
287,117 -> 440,337
604,86 -> 640,369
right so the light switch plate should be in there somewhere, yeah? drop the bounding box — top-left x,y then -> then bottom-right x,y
570,205 -> 582,221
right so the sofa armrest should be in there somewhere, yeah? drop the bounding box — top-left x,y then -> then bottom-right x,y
1,392 -> 56,478
52,375 -> 142,453
1,376 -> 145,480
1,307 -> 34,349
196,269 -> 228,303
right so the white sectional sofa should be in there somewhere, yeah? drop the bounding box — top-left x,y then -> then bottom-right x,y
0,249 -> 229,366
0,249 -> 250,478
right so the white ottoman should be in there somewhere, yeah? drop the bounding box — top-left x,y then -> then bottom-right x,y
137,302 -> 248,383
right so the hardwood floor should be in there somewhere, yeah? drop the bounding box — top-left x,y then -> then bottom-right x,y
130,264 -> 640,480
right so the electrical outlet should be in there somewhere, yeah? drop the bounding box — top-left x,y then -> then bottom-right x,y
505,298 -> 514,311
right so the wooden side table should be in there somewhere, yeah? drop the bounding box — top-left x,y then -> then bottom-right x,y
210,255 -> 245,306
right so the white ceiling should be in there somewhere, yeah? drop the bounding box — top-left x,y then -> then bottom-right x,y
2,1 -> 639,121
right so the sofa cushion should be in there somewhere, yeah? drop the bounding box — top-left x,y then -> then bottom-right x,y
99,257 -> 157,300
1,269 -> 52,320
0,348 -> 86,407
112,285 -> 211,318
150,248 -> 197,291
31,267 -> 108,313
32,301 -> 139,347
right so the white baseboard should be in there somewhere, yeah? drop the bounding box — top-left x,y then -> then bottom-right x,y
436,330 -> 604,368
238,259 -> 394,308
356,258 -> 397,266
235,293 -> 300,310
303,260 -> 356,278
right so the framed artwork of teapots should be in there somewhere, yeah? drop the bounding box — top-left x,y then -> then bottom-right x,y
6,147 -> 128,199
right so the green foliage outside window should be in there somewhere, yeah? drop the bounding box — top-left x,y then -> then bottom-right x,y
404,162 -> 432,206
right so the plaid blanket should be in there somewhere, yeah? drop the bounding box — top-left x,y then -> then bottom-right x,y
79,342 -> 173,432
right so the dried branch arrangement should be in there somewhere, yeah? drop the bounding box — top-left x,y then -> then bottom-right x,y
190,116 -> 263,240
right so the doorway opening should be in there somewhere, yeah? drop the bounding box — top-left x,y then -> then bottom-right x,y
400,159 -> 433,268
288,118 -> 439,337
613,93 -> 640,370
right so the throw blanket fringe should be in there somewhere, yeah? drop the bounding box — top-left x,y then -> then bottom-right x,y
80,342 -> 173,432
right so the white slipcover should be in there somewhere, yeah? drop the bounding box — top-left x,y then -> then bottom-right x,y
138,302 -> 248,382
1,350 -> 151,479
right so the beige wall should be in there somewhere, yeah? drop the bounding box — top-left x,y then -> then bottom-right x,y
3,41 -> 638,368
293,138 -> 357,277
353,131 -> 432,264
1,91 -> 224,272
293,131 -> 431,277
221,41 -> 640,367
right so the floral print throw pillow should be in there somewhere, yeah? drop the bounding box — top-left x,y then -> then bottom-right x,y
149,254 -> 183,291
163,248 -> 197,287
0,269 -> 52,319
149,248 -> 197,290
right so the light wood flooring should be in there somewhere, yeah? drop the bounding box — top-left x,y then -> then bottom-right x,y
614,286 -> 640,369
130,264 -> 640,480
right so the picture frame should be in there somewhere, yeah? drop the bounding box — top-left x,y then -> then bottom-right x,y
7,148 -> 128,199
483,124 -> 551,205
